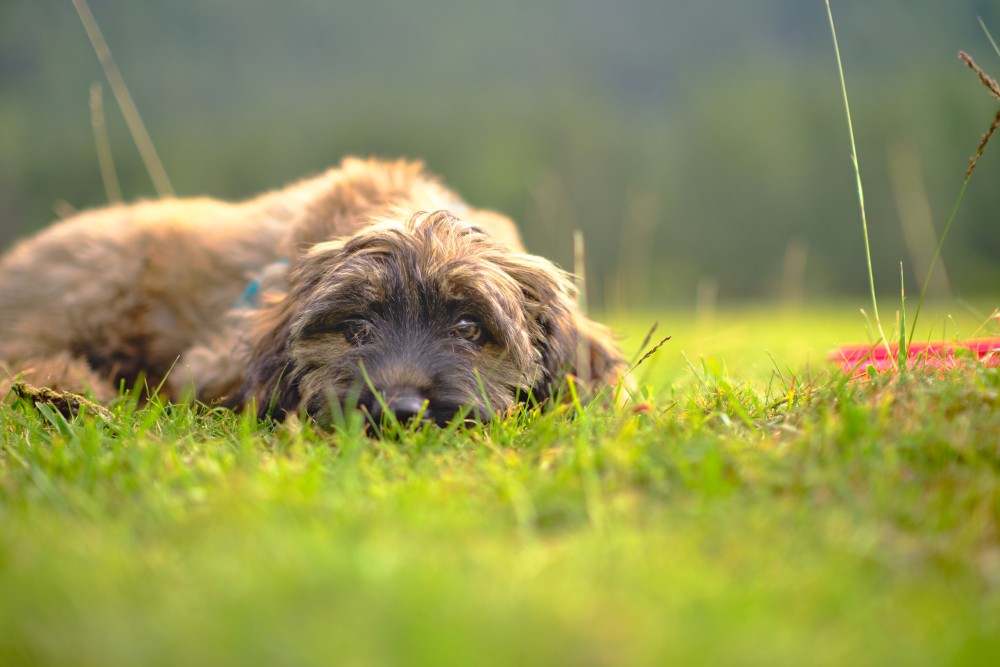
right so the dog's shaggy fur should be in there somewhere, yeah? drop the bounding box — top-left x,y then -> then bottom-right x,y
0,157 -> 625,425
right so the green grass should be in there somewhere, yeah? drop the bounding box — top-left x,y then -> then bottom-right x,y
2,306 -> 999,666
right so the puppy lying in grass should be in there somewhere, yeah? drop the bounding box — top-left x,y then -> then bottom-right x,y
0,157 -> 625,425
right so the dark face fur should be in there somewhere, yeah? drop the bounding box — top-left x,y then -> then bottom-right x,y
237,211 -> 620,427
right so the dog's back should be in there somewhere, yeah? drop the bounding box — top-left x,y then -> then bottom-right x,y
0,184 -> 310,390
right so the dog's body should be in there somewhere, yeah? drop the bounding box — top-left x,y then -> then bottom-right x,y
0,157 -> 624,425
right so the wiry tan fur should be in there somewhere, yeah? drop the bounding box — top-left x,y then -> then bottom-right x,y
0,157 -> 625,424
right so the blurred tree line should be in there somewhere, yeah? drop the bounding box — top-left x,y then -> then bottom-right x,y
1,0 -> 998,310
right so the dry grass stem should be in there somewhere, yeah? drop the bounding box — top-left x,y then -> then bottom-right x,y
12,381 -> 114,421
959,50 -> 1000,97
89,82 -> 122,203
573,230 -> 592,385
71,0 -> 175,198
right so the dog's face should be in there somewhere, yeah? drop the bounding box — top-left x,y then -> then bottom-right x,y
237,211 -> 621,427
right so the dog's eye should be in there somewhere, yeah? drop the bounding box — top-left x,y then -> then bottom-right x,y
342,319 -> 373,345
452,317 -> 483,343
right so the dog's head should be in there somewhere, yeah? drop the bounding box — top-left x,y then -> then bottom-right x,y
237,211 -> 623,426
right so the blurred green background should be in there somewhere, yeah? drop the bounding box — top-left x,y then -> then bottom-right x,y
1,0 -> 998,310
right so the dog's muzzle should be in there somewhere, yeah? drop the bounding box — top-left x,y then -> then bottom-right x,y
364,387 -> 429,426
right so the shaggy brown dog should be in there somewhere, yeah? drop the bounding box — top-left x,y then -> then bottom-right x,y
0,157 -> 625,425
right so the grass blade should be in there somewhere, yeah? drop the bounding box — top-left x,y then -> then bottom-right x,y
908,177 -> 971,347
898,262 -> 907,371
979,17 -> 1000,60
824,0 -> 890,357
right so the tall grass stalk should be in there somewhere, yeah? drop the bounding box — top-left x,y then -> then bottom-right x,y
910,44 -> 1000,346
573,230 -> 592,385
979,17 -> 1000,60
907,178 -> 971,347
898,262 -> 907,371
89,82 -> 122,203
71,0 -> 175,198
824,0 -> 891,356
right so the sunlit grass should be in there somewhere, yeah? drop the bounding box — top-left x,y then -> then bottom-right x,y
1,305 -> 999,666
611,300 -> 998,386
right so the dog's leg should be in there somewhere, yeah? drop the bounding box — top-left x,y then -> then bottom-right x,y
168,335 -> 251,406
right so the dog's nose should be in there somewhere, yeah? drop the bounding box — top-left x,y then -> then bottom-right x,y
370,390 -> 428,425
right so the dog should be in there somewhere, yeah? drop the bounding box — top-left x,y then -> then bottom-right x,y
0,157 -> 626,426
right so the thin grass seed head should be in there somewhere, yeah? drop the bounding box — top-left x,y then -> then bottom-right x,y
959,50 -> 1000,178
959,51 -> 1000,97
967,109 -> 1000,179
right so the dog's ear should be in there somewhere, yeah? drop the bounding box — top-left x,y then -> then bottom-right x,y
234,243 -> 352,419
532,309 -> 626,402
570,316 -> 628,387
492,253 -> 625,401
234,296 -> 302,420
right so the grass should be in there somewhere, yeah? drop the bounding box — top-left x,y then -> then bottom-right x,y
5,7 -> 991,665
1,306 -> 998,666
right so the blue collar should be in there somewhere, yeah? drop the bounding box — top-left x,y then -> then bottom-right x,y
236,259 -> 288,309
